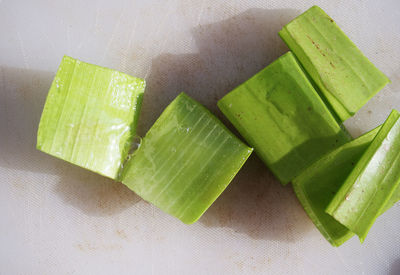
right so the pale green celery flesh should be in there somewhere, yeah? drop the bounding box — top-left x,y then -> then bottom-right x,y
37,56 -> 145,179
326,110 -> 400,242
383,184 -> 400,213
293,126 -> 380,247
279,6 -> 390,122
121,93 -> 253,224
218,52 -> 350,185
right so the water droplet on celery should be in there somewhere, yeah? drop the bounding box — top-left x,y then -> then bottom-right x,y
131,135 -> 142,151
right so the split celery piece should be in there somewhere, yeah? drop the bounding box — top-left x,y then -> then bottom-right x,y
37,56 -> 145,179
293,126 -> 380,246
218,52 -> 350,184
121,93 -> 253,224
326,110 -> 400,242
279,6 -> 390,122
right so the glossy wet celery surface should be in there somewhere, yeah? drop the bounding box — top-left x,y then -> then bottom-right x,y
218,52 -> 350,185
37,56 -> 145,179
279,6 -> 390,122
121,93 -> 253,224
326,110 -> 400,242
293,127 -> 380,246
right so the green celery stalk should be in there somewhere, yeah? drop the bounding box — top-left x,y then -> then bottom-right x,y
37,56 -> 145,179
293,126 -> 380,246
279,6 -> 390,122
326,110 -> 400,242
382,184 -> 400,213
121,93 -> 253,224
218,52 -> 350,184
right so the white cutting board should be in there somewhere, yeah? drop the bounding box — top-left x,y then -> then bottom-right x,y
1,0 -> 400,274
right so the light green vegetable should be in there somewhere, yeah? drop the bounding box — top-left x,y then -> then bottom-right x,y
37,56 -> 145,179
293,126 -> 380,246
279,6 -> 390,122
326,110 -> 400,242
382,182 -> 400,213
218,52 -> 350,184
121,93 -> 253,224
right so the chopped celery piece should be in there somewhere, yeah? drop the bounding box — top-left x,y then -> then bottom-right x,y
37,56 -> 145,179
121,93 -> 253,224
279,6 -> 390,122
218,52 -> 350,184
326,110 -> 400,242
293,126 -> 380,246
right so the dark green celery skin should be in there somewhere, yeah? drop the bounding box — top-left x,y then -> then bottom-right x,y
326,110 -> 400,242
218,52 -> 350,184
121,93 -> 253,224
279,6 -> 390,122
293,127 -> 380,246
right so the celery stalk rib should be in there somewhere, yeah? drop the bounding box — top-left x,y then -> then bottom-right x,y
279,6 -> 390,122
293,126 -> 380,246
37,56 -> 145,179
218,52 -> 350,184
326,110 -> 400,242
121,93 -> 253,224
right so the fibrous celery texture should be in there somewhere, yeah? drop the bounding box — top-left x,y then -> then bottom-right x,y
121,93 -> 253,224
293,127 -> 380,246
279,6 -> 390,122
37,56 -> 145,179
218,52 -> 350,185
326,110 -> 400,242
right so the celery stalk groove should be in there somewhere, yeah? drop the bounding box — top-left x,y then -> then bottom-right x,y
218,52 -> 350,184
121,93 -> 253,224
37,56 -> 145,179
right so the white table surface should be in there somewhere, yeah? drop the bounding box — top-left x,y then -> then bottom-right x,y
1,0 -> 400,274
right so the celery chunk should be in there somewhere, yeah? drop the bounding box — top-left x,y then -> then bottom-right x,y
279,6 -> 390,122
218,52 -> 350,184
293,127 -> 380,246
37,56 -> 145,179
326,110 -> 400,242
121,93 -> 253,224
